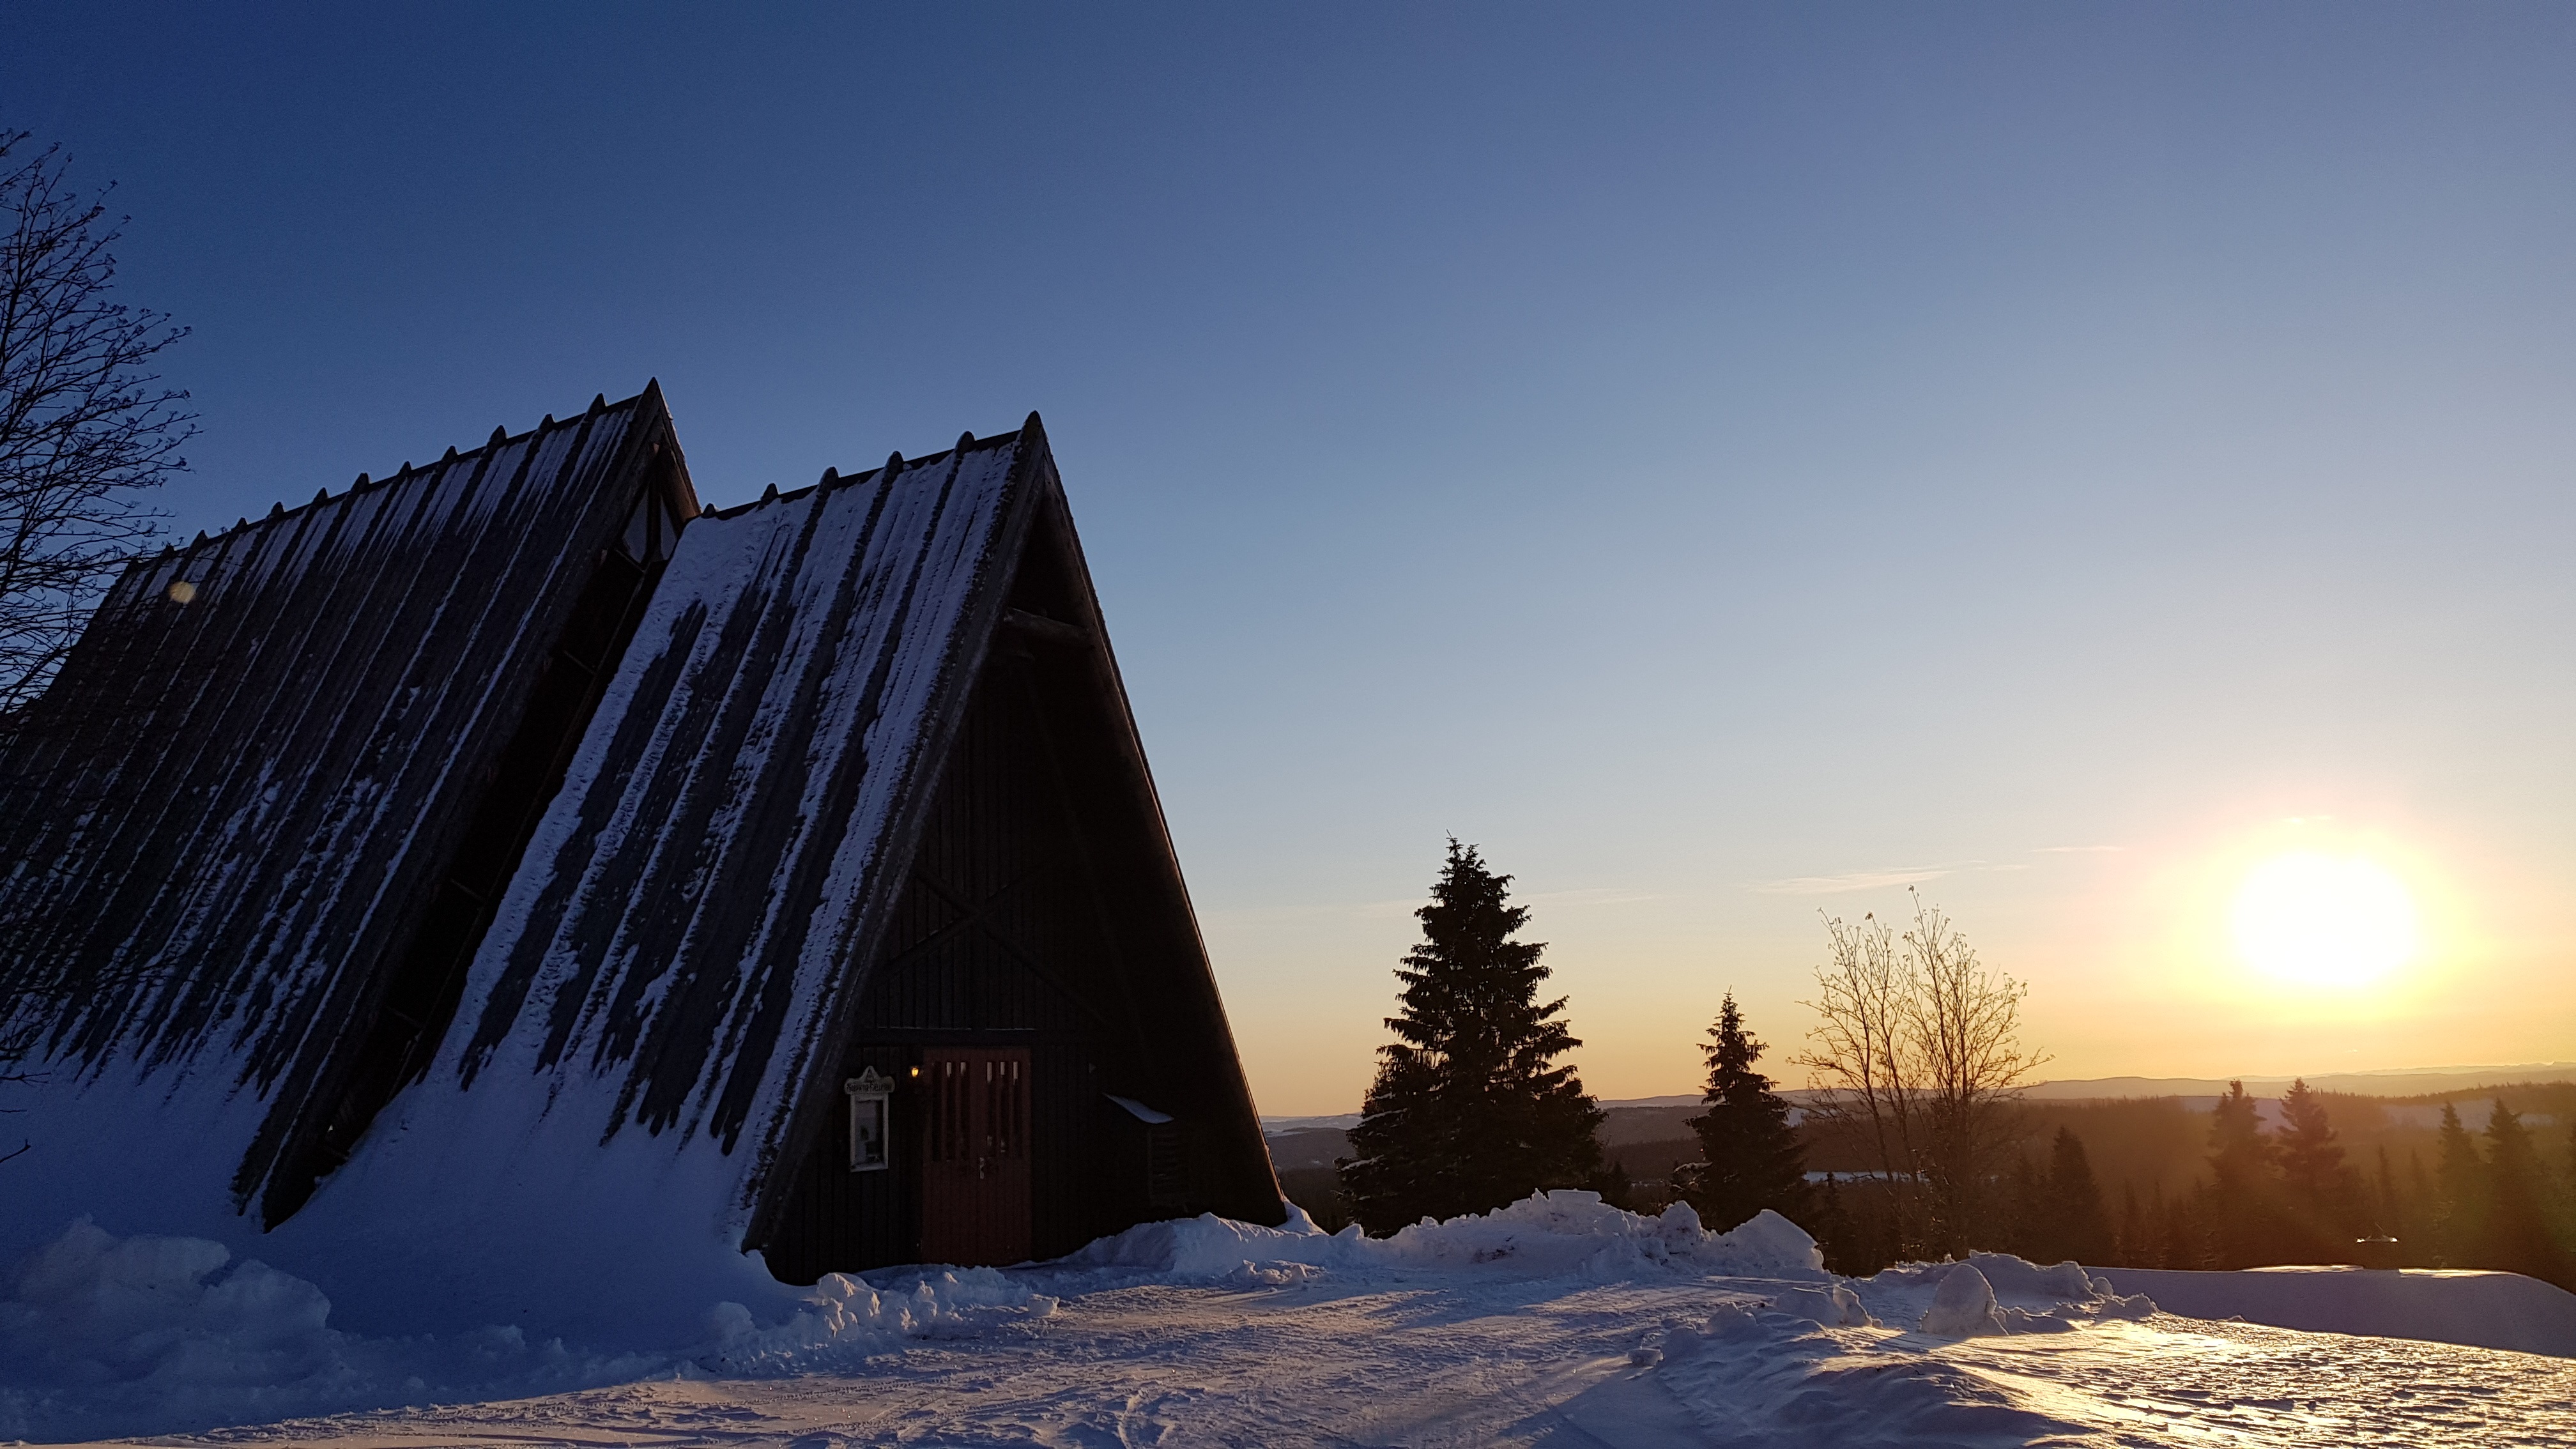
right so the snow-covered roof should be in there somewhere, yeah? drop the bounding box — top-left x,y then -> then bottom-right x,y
0,404 -> 1276,1338
0,387 -> 687,1220
446,426 -> 1040,1171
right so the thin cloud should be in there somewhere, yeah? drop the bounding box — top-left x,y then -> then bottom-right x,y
1200,897 -> 1423,926
1522,887 -> 1662,908
1751,867 -> 1952,896
2033,845 -> 2124,854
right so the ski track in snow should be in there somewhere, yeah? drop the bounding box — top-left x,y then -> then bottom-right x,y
69,1278 -> 2576,1448
11,1196 -> 2572,1447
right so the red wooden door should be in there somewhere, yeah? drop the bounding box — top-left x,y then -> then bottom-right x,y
918,1048 -> 1033,1266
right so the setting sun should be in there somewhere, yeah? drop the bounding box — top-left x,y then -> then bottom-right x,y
2230,852 -> 2419,988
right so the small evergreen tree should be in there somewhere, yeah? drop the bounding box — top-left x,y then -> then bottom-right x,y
2372,1145 -> 2407,1246
2408,1149 -> 2435,1258
1340,840 -> 1604,1232
2045,1126 -> 2114,1265
1809,1172 -> 1859,1273
1998,1152 -> 2046,1257
1682,991 -> 1810,1232
2117,1182 -> 2146,1266
2163,1182 -> 2207,1268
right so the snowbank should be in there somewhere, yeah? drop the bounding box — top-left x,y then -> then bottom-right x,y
2096,1264 -> 2576,1358
1062,1192 -> 1829,1285
1823,1248 -> 2163,1340
22,1187 -> 2562,1446
0,1220 -> 1054,1443
1844,1252 -> 2155,1337
1918,1262 -> 2007,1336
0,1193 -> 1836,1440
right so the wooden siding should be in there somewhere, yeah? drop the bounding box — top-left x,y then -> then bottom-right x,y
760,644 -> 1159,1279
754,491 -> 1285,1280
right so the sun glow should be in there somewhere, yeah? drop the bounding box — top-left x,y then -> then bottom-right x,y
2230,852 -> 2419,988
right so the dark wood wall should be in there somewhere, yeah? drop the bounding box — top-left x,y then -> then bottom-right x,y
762,629 -> 1178,1281
753,484 -> 1285,1284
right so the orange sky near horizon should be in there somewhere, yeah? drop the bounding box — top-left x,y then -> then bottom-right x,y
1211,802 -> 2575,1117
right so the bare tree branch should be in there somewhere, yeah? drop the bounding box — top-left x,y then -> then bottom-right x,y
0,132 -> 193,1086
0,130 -> 194,716
1795,891 -> 2048,1257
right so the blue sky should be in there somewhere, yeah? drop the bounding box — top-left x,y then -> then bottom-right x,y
10,3 -> 2573,1110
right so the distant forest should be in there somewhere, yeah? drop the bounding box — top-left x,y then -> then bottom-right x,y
1301,845 -> 2573,1288
1802,1080 -> 2576,1285
1280,1080 -> 2576,1288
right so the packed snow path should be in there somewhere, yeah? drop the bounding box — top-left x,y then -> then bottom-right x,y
10,1195 -> 2573,1446
82,1281 -> 2576,1448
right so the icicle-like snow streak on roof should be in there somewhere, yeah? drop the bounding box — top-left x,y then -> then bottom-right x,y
0,399 -> 652,1093
452,432 -> 1031,1165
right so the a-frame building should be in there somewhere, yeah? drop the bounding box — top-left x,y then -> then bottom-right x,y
0,390 -> 1280,1336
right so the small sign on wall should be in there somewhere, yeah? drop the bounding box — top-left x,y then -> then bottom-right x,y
845,1068 -> 893,1172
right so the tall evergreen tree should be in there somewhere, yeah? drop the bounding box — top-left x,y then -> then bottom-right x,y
2044,1127 -> 2114,1265
2433,1101 -> 2485,1266
2277,1078 -> 2353,1255
1340,841 -> 1604,1232
1682,991 -> 1810,1232
2206,1080 -> 2285,1266
2480,1100 -> 2570,1286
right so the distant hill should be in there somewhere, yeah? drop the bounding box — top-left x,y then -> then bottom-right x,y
2021,1063 -> 2576,1101
1262,1064 -> 2576,1135
1265,1068 -> 2576,1206
1264,1095 -> 1710,1172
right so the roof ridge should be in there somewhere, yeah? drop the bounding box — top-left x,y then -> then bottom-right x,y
699,424 -> 1030,523
164,391 -> 652,556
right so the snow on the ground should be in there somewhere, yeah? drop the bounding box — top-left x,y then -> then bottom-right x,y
2094,1263 -> 2576,1357
4,1195 -> 2572,1446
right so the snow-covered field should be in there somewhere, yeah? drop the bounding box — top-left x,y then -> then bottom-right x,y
6,1195 -> 2571,1446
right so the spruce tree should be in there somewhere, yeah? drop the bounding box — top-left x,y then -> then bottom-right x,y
1683,991 -> 1811,1232
2407,1149 -> 2435,1249
2045,1126 -> 2114,1265
2161,1183 -> 2204,1268
2433,1101 -> 2485,1265
1997,1153 -> 2045,1257
2480,1100 -> 2570,1286
1809,1172 -> 1859,1273
1340,840 -> 1604,1232
2277,1078 -> 2352,1255
2372,1146 -> 2397,1237
2206,1080 -> 2284,1266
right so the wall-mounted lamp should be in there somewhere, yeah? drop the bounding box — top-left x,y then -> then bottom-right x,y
844,1067 -> 893,1172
